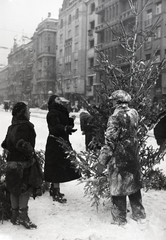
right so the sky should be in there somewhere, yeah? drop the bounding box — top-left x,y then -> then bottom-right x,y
0,107 -> 166,240
0,0 -> 63,65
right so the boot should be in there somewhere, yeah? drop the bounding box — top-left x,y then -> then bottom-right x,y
58,187 -> 65,198
49,183 -> 53,196
18,207 -> 37,229
11,208 -> 19,225
52,188 -> 67,203
49,184 -> 65,198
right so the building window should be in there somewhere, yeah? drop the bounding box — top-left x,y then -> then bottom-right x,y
60,19 -> 63,28
155,50 -> 160,62
145,37 -> 152,49
74,59 -> 78,70
90,3 -> 95,14
105,29 -> 109,42
90,21 -> 95,30
66,79 -> 71,89
68,14 -> 71,25
156,2 -> 161,14
89,57 -> 94,68
75,8 -> 79,19
145,10 -> 152,27
60,49 -> 63,57
155,26 -> 161,39
68,30 -> 71,38
48,46 -> 50,52
145,54 -> 151,61
89,40 -> 94,48
75,42 -> 78,51
87,76 -> 93,86
75,25 -> 79,36
60,34 -> 63,43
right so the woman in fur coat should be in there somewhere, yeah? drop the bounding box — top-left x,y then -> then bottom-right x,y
1,102 -> 42,229
44,95 -> 81,203
97,90 -> 146,225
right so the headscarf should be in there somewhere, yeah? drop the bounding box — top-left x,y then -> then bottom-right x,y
48,95 -> 59,107
47,95 -> 59,111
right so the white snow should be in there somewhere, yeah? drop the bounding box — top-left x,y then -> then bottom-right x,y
0,106 -> 166,240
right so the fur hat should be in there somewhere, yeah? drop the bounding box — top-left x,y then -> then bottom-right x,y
12,102 -> 27,117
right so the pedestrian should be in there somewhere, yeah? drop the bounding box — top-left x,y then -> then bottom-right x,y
80,108 -> 95,151
1,102 -> 42,229
44,95 -> 81,203
154,110 -> 166,146
97,90 -> 146,225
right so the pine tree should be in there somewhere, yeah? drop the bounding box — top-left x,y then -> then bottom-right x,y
63,0 -> 166,208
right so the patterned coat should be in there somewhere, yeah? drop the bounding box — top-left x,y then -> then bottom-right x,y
99,103 -> 142,196
44,102 -> 80,183
1,119 -> 42,196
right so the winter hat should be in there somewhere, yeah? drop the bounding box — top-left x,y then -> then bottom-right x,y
48,95 -> 59,107
12,102 -> 27,117
109,90 -> 131,103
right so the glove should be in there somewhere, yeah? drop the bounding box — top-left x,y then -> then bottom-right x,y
65,125 -> 77,135
95,162 -> 105,175
98,145 -> 113,165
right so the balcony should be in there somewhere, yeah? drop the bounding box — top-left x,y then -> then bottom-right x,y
37,52 -> 56,59
95,4 -> 105,14
121,9 -> 134,21
95,23 -> 106,33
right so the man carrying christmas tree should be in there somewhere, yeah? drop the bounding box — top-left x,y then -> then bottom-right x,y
97,90 -> 146,226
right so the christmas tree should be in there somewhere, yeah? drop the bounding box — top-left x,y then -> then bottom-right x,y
64,0 -> 166,208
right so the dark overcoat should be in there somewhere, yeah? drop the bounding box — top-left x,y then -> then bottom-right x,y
44,102 -> 80,183
154,111 -> 166,145
99,103 -> 142,196
1,119 -> 41,196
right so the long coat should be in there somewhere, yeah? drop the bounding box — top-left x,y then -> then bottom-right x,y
44,102 -> 80,183
154,111 -> 166,145
1,119 -> 41,196
99,103 -> 142,196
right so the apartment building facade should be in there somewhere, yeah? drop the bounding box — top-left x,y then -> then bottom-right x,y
33,17 -> 58,106
0,0 -> 166,106
0,17 -> 58,106
7,39 -> 34,104
0,66 -> 8,103
94,0 -> 166,102
55,0 -> 98,105
142,0 -> 166,101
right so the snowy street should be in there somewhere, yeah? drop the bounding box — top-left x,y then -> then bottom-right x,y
0,107 -> 166,240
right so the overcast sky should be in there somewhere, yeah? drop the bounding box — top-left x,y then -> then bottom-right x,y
0,0 -> 63,65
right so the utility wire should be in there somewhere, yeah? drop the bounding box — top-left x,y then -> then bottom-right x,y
0,28 -> 33,35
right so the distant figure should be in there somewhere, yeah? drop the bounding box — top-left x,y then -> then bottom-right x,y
44,95 -> 81,203
4,102 -> 9,111
97,90 -> 146,225
80,108 -> 95,151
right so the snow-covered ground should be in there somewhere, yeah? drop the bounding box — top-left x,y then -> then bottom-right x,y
0,106 -> 166,240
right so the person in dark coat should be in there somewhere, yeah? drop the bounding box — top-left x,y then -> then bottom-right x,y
97,90 -> 146,225
44,95 -> 80,203
154,110 -> 166,146
1,102 -> 42,229
80,109 -> 95,151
